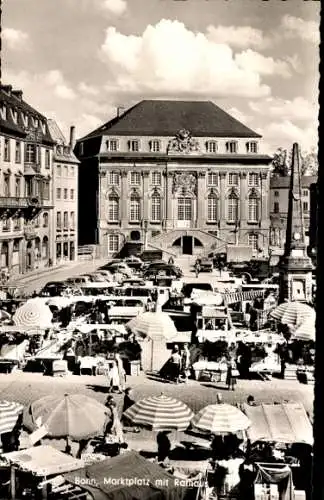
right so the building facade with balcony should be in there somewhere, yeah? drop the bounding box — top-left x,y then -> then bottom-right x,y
0,85 -> 54,276
75,100 -> 272,258
47,120 -> 79,265
269,174 -> 317,256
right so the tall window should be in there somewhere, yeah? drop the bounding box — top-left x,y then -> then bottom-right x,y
56,188 -> 61,199
273,202 -> 279,214
106,139 -> 118,151
57,212 -> 62,229
43,181 -> 49,200
15,141 -> 21,163
206,141 -> 217,153
177,197 -> 192,221
128,140 -> 139,152
25,143 -> 36,163
207,173 -> 218,186
151,193 -> 161,222
130,172 -> 141,186
64,188 -> 68,200
246,141 -> 258,153
70,189 -> 74,200
109,172 -> 120,185
45,149 -> 51,168
207,194 -> 218,222
248,173 -> 259,187
227,192 -> 239,222
226,141 -> 238,153
108,196 -> 119,222
152,172 -> 162,186
57,165 -> 62,176
150,140 -> 160,152
64,166 -> 68,177
15,177 -> 21,197
274,191 -> 279,197
70,212 -> 75,229
248,193 -> 260,222
4,139 -> 10,161
248,233 -> 258,251
108,234 -> 119,253
228,173 -> 239,186
63,211 -> 68,229
130,196 -> 141,222
303,201 -> 309,212
43,213 -> 49,227
70,166 -> 74,176
4,175 -> 10,197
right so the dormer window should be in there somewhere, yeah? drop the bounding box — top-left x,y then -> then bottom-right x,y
106,139 -> 118,152
128,139 -> 139,152
226,141 -> 238,153
41,121 -> 46,134
64,146 -> 70,155
246,141 -> 258,153
11,108 -> 18,124
56,145 -> 63,155
150,140 -> 160,153
21,113 -> 28,127
79,142 -> 84,155
0,105 -> 7,120
206,141 -> 217,154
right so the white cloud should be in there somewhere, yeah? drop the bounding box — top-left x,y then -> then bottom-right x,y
235,49 -> 292,78
249,97 -> 318,122
262,120 -> 317,152
2,28 -> 30,50
100,20 -> 270,99
101,0 -> 127,15
78,82 -> 99,96
226,107 -> 252,125
207,25 -> 268,49
281,15 -> 319,45
44,70 -> 76,100
78,113 -> 103,136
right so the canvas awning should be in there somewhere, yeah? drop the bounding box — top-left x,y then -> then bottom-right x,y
1,445 -> 84,476
242,403 -> 313,445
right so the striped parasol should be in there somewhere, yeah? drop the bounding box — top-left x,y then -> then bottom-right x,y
127,312 -> 177,339
0,309 -> 11,321
123,394 -> 194,431
293,317 -> 315,342
13,301 -> 53,330
270,301 -> 315,328
0,400 -> 24,435
191,403 -> 251,435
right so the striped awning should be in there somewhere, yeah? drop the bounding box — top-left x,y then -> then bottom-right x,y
0,400 -> 24,435
223,290 -> 265,305
191,403 -> 251,435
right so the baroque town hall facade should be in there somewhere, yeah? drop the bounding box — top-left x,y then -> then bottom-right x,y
75,100 -> 272,258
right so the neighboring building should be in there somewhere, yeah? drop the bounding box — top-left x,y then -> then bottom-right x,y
269,174 -> 317,255
0,84 -> 54,277
75,100 -> 272,258
47,120 -> 79,264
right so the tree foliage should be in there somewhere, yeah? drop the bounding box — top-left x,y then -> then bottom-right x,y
271,146 -> 318,177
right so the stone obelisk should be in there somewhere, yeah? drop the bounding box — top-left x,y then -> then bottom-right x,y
278,143 -> 313,303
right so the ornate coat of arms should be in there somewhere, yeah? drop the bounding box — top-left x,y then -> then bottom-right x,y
172,172 -> 197,195
167,129 -> 200,154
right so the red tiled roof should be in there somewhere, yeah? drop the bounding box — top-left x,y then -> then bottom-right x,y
82,100 -> 261,139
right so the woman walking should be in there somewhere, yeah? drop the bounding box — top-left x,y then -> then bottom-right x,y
226,357 -> 238,391
181,343 -> 191,383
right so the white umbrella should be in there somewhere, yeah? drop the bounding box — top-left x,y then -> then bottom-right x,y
127,312 -> 177,339
0,400 -> 24,435
293,318 -> 316,342
270,302 -> 315,328
123,394 -> 193,431
13,301 -> 53,330
191,403 -> 251,435
46,297 -> 72,309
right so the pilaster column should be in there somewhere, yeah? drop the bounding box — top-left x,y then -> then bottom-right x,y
219,172 -> 226,227
98,168 -> 107,222
197,171 -> 206,227
120,170 -> 128,224
142,171 -> 150,220
166,171 -> 174,229
7,240 -> 13,271
260,171 -> 269,222
240,172 -> 247,222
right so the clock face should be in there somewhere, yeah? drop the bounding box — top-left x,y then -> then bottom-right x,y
293,232 -> 301,241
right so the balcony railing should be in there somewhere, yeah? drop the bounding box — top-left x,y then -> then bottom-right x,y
24,227 -> 38,240
24,161 -> 41,174
0,196 -> 44,208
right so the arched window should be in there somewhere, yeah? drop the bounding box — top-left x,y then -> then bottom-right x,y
207,194 -> 218,222
1,242 -> 9,268
248,192 -> 260,222
108,196 -> 119,222
151,193 -> 161,222
43,212 -> 49,227
227,192 -> 239,222
130,195 -> 141,222
35,238 -> 41,260
42,236 -> 49,259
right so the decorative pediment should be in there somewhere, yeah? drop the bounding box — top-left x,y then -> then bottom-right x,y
172,172 -> 197,196
227,187 -> 239,198
167,129 -> 200,154
106,186 -> 120,199
248,187 -> 260,198
206,187 -> 219,198
129,187 -> 141,198
150,186 -> 163,199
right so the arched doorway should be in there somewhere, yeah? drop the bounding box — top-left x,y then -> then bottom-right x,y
130,230 -> 141,241
26,241 -> 33,270
1,242 -> 9,269
42,236 -> 49,261
35,238 -> 41,265
172,236 -> 203,255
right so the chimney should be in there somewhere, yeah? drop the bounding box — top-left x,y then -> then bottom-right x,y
117,106 -> 125,118
69,126 -> 76,148
12,89 -> 23,100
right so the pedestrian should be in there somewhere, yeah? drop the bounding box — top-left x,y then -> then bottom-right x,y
181,343 -> 191,382
168,256 -> 174,265
157,430 -> 171,463
122,388 -> 135,413
194,261 -> 201,278
246,395 -> 256,406
226,357 -> 238,391
170,345 -> 181,383
115,353 -> 126,391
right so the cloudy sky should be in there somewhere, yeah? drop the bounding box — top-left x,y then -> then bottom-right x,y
2,0 -> 319,152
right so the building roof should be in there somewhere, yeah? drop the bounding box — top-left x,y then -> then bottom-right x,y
270,175 -> 317,189
0,85 -> 54,144
82,99 -> 261,139
47,119 -> 79,163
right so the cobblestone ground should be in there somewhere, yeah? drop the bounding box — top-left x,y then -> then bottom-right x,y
0,371 -> 313,454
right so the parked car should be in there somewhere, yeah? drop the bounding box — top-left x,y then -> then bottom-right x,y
144,263 -> 183,278
196,257 -> 213,272
124,256 -> 144,270
39,281 -> 71,297
181,282 -> 214,298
